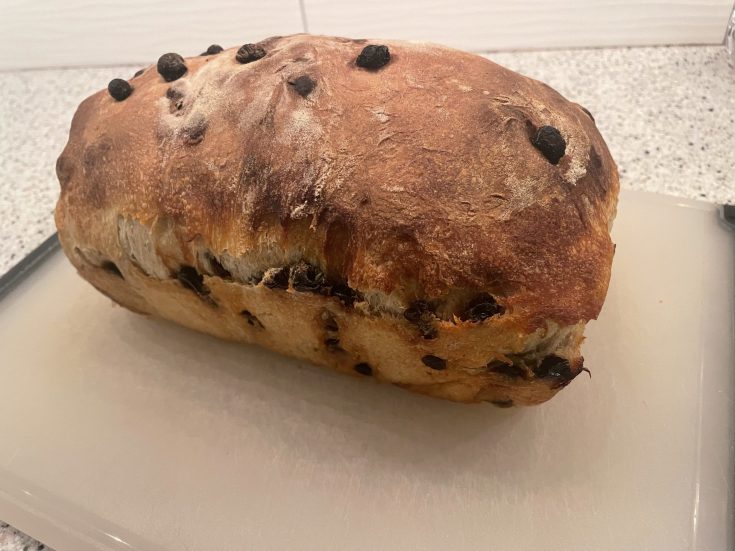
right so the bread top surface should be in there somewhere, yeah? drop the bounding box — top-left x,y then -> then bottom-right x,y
56,34 -> 618,330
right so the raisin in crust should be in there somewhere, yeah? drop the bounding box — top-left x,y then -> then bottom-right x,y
55,34 -> 618,405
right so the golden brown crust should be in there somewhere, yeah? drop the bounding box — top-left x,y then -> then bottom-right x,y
55,34 -> 618,404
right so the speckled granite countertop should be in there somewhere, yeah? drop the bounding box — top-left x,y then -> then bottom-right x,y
0,44 -> 734,550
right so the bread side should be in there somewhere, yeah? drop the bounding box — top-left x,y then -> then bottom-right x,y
55,34 -> 618,405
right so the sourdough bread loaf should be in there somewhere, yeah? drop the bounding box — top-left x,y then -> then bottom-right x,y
55,34 -> 618,405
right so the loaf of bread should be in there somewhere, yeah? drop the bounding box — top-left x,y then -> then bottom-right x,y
55,34 -> 618,406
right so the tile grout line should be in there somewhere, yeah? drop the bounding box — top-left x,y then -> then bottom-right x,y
299,0 -> 310,34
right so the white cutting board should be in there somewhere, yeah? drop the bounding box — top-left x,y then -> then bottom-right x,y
0,190 -> 733,551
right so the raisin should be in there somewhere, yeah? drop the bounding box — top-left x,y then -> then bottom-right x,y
422,355 -> 446,370
580,106 -> 595,122
490,399 -> 514,408
290,262 -> 325,292
166,87 -> 185,113
241,310 -> 264,329
205,253 -> 231,279
165,87 -> 183,100
330,283 -> 360,307
324,337 -> 342,351
534,354 -> 589,388
262,267 -> 290,289
323,312 -> 339,332
404,300 -> 437,339
133,69 -> 145,78
460,293 -> 503,322
101,260 -> 123,279
403,300 -> 431,322
157,53 -> 187,82
533,354 -> 570,379
107,78 -> 132,101
176,265 -> 217,307
201,44 -> 223,56
356,45 -> 390,70
236,44 -> 266,64
487,360 -> 524,378
534,354 -> 584,388
354,362 -> 373,376
289,75 -> 316,97
531,125 -> 566,165
176,265 -> 210,296
183,116 -> 207,145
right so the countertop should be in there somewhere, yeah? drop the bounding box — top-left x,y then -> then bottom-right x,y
0,44 -> 734,550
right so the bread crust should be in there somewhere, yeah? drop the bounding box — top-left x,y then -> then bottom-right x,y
55,34 -> 618,405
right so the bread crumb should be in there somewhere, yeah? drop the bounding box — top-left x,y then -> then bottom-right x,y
369,106 -> 390,123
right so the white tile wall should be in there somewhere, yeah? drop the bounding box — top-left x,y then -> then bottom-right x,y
0,0 -> 732,69
305,0 -> 733,51
0,0 -> 305,70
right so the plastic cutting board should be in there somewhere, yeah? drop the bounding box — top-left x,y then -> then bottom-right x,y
0,190 -> 733,551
